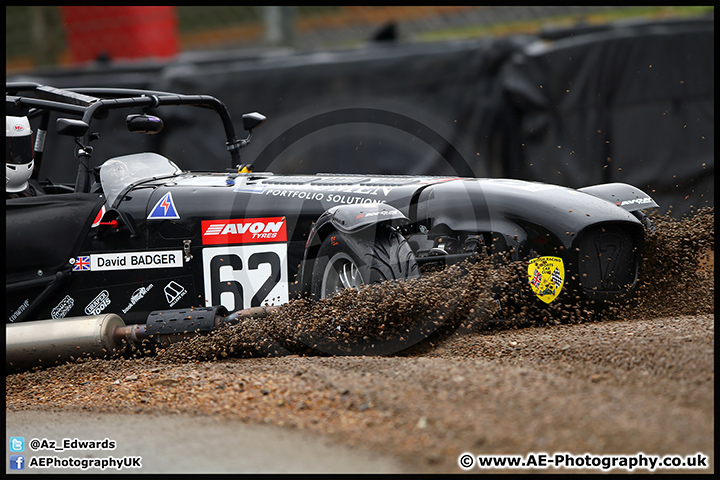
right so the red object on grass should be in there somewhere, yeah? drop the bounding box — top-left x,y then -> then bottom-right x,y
61,6 -> 178,63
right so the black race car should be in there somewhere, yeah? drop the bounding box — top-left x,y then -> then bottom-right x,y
6,83 -> 657,367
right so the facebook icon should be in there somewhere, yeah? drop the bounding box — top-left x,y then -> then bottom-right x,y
10,455 -> 25,470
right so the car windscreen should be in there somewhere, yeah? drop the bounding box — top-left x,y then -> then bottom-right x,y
100,152 -> 182,206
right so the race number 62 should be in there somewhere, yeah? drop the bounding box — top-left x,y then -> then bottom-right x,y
202,244 -> 289,311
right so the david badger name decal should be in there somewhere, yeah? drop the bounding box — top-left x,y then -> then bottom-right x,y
72,250 -> 184,272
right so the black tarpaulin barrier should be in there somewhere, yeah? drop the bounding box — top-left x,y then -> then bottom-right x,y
499,18 -> 714,216
11,37 -> 531,184
153,36 -> 533,178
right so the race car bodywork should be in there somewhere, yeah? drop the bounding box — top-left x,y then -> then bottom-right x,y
5,83 -> 658,364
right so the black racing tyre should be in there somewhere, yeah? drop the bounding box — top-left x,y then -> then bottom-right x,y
310,224 -> 419,300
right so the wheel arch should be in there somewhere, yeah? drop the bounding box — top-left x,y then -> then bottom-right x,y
297,204 -> 410,298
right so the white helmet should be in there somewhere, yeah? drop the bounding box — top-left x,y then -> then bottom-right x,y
6,116 -> 34,193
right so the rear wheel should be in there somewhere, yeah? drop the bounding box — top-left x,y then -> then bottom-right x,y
320,252 -> 364,297
310,224 -> 419,300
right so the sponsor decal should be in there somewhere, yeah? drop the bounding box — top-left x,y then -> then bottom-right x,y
323,194 -> 385,205
9,299 -> 30,322
122,284 -> 153,314
164,281 -> 187,307
251,182 -> 399,205
85,290 -> 111,315
528,256 -> 565,304
233,185 -> 268,194
616,197 -> 654,207
73,250 -> 183,272
202,217 -> 287,245
51,295 -> 75,319
257,188 -> 389,206
202,244 -> 289,311
354,209 -> 404,220
147,192 -> 180,219
265,189 -> 325,201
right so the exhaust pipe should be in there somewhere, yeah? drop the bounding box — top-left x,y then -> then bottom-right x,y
6,314 -> 126,372
6,306 -> 280,372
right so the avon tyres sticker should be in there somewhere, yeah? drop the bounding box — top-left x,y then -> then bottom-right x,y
72,250 -> 183,271
202,243 -> 289,311
202,217 -> 287,245
528,256 -> 565,304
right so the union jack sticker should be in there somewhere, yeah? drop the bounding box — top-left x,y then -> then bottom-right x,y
528,256 -> 565,304
147,192 -> 180,220
73,256 -> 91,271
532,269 -> 542,289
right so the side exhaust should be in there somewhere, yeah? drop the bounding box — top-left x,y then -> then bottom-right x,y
6,305 -> 279,372
6,314 -> 125,372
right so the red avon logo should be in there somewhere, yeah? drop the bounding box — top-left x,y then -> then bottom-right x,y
202,217 -> 287,245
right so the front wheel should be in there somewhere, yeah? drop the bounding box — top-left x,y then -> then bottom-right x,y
310,224 -> 419,300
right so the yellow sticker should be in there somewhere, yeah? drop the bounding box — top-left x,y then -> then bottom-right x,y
528,256 -> 565,304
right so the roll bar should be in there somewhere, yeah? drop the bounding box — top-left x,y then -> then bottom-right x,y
6,82 -> 262,192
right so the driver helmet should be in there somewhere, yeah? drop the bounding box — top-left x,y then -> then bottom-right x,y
6,116 -> 34,193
